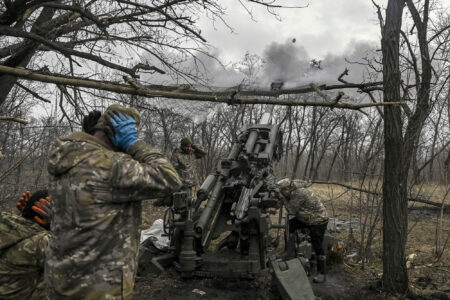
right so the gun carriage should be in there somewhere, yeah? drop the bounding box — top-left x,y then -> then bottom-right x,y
150,110 -> 322,299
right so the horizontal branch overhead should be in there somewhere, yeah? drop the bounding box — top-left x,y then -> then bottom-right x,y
0,115 -> 28,124
0,65 -> 401,110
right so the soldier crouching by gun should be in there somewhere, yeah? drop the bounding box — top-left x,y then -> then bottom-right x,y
276,178 -> 329,283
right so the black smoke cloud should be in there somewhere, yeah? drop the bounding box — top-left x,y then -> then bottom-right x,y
259,39 -> 380,89
262,42 -> 310,84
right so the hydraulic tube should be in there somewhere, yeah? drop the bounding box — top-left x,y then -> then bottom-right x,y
194,179 -> 224,235
228,143 -> 241,160
196,174 -> 218,205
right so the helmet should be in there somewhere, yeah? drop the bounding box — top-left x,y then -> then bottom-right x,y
276,178 -> 292,189
276,178 -> 308,189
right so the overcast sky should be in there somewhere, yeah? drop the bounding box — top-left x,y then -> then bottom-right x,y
189,0 -> 450,88
187,0 -> 391,89
200,0 -> 388,63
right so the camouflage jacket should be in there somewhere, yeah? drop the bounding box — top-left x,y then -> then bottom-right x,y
46,132 -> 181,300
171,144 -> 206,187
285,187 -> 329,225
0,212 -> 50,300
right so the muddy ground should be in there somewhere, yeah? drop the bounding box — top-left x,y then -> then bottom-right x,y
132,265 -> 390,300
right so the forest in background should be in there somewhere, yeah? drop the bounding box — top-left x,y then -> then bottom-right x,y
0,0 -> 449,297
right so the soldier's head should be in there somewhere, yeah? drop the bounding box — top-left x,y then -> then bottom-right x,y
82,110 -> 102,135
22,190 -> 50,230
93,104 -> 141,149
180,136 -> 192,153
276,178 -> 292,198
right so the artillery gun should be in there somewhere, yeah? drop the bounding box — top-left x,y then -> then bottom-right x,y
149,110 -> 319,299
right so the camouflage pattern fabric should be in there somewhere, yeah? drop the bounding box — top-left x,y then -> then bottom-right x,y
171,144 -> 206,188
46,132 -> 181,300
285,187 -> 329,225
0,212 -> 50,300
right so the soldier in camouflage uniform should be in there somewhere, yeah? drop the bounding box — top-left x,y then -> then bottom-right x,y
45,104 -> 181,300
277,178 -> 329,283
171,137 -> 206,196
0,190 -> 51,300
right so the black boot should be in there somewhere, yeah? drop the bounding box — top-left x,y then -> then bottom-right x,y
277,233 -> 296,260
313,255 -> 326,283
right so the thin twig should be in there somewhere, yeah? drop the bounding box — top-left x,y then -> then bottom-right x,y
16,82 -> 51,103
0,147 -> 34,182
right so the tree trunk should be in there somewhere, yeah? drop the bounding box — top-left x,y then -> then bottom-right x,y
381,0 -> 408,293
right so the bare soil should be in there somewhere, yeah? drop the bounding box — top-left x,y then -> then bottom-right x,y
132,263 -> 390,300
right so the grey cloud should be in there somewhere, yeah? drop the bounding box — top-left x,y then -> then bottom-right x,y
261,41 -> 310,85
259,39 -> 379,88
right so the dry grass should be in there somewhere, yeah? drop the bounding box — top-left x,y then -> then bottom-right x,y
310,182 -> 450,297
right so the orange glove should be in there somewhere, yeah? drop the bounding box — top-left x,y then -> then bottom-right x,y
17,191 -> 31,214
32,196 -> 52,226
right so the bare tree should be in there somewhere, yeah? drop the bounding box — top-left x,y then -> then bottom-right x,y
378,0 -> 448,294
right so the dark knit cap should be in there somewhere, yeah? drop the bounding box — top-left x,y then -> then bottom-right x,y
180,137 -> 192,148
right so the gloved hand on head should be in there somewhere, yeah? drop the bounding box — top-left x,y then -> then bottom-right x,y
32,196 -> 52,227
107,111 -> 139,151
17,191 -> 31,214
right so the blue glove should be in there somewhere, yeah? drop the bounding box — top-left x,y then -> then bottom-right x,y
107,111 -> 139,151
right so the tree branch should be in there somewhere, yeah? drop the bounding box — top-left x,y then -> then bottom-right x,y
0,65 -> 403,110
0,115 -> 28,124
15,82 -> 51,103
0,25 -> 138,77
416,139 -> 450,175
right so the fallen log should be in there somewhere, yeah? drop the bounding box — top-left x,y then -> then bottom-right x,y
312,181 -> 450,212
